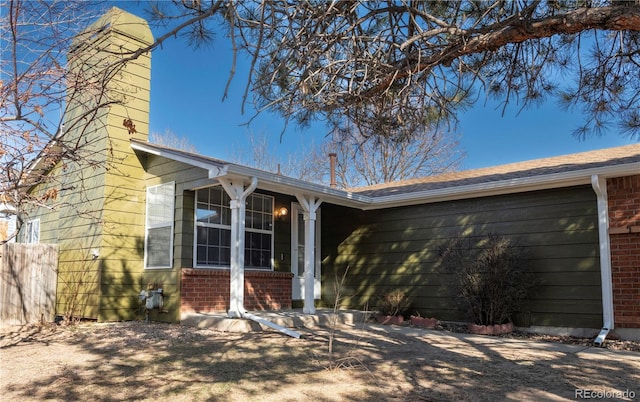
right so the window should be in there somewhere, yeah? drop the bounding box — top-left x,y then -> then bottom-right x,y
145,182 -> 174,268
195,187 -> 273,270
24,219 -> 40,244
244,193 -> 274,269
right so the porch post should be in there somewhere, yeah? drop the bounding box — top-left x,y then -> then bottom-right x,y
295,195 -> 322,314
220,177 -> 257,318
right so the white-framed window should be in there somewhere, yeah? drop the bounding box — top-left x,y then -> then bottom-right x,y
195,187 -> 273,270
145,182 -> 175,268
24,219 -> 40,244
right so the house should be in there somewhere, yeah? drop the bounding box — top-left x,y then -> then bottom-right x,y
0,195 -> 17,243
23,8 -> 640,341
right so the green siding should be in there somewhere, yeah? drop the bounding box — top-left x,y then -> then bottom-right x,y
25,8 -> 154,322
321,185 -> 603,329
140,157 -> 297,321
140,155 -> 206,322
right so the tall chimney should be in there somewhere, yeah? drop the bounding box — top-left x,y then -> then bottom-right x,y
329,153 -> 337,188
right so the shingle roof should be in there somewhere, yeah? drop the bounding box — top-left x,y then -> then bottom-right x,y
352,143 -> 640,197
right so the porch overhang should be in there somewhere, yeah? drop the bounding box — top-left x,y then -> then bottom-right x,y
131,139 -> 639,210
131,140 -> 371,208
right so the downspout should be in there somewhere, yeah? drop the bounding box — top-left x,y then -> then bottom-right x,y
242,312 -> 302,338
591,175 -> 614,346
219,177 -> 301,338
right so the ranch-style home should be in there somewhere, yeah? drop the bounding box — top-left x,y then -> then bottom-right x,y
21,8 -> 640,341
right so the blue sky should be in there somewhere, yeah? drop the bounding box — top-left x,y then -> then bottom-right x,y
119,2 -> 636,171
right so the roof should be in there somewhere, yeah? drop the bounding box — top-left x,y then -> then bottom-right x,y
353,143 -> 640,197
131,140 -> 640,210
130,140 -> 371,209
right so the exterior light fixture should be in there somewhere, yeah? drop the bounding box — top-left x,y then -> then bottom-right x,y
276,206 -> 288,220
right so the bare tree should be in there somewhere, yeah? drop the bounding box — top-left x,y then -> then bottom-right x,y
2,1 -> 85,241
231,131 -> 327,183
149,129 -> 198,153
332,127 -> 464,188
0,0 -> 142,243
233,127 -> 463,189
147,1 -> 640,140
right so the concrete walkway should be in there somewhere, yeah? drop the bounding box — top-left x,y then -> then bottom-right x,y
365,322 -> 640,360
181,309 -> 640,361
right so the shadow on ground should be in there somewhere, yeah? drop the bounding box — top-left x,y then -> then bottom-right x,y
0,321 -> 638,401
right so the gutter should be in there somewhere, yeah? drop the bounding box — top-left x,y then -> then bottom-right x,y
131,139 -> 640,212
591,175 -> 614,347
364,162 -> 640,210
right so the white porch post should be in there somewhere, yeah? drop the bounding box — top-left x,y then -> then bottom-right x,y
220,177 -> 257,318
295,195 -> 322,314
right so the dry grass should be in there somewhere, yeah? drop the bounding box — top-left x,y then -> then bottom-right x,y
1,321 -> 638,401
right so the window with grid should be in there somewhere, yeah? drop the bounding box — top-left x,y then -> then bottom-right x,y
195,187 -> 273,270
145,182 -> 174,268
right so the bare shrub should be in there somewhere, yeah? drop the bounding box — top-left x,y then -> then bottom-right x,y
439,233 -> 532,326
376,289 -> 410,317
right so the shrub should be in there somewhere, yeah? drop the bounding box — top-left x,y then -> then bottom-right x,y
439,233 -> 532,326
377,289 -> 410,316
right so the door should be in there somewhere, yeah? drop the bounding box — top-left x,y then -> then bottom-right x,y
291,203 -> 321,300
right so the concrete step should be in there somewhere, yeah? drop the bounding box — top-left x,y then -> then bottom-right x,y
181,309 -> 373,333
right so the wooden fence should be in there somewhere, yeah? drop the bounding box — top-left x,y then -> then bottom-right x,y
0,243 -> 58,325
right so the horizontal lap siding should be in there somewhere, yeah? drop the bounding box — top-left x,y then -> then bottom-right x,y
322,186 -> 602,328
138,155 -> 209,322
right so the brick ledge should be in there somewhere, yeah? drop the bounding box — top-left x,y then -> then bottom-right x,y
182,268 -> 294,279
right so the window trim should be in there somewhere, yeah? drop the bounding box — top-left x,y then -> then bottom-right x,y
244,192 -> 275,270
24,218 -> 40,244
145,181 -> 175,269
194,187 -> 274,270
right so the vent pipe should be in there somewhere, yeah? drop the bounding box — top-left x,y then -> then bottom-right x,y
329,153 -> 337,188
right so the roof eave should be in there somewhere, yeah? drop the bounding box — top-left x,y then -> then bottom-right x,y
362,162 -> 640,210
130,140 -> 372,208
131,140 -> 638,211
212,163 -> 372,208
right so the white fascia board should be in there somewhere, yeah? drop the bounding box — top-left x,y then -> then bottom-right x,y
222,164 -> 372,208
132,140 -> 639,211
363,162 -> 640,210
130,141 -> 227,177
130,141 -> 371,208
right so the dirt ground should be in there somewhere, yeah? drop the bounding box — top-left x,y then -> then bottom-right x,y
1,321 -> 638,402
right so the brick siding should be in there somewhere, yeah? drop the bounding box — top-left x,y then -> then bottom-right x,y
607,174 -> 640,328
180,268 -> 294,313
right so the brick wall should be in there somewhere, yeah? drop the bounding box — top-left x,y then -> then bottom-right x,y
180,268 -> 294,313
607,174 -> 640,328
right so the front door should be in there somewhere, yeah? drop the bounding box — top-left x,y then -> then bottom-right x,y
291,203 -> 321,300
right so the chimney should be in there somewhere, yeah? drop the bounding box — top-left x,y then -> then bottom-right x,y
329,153 -> 337,188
